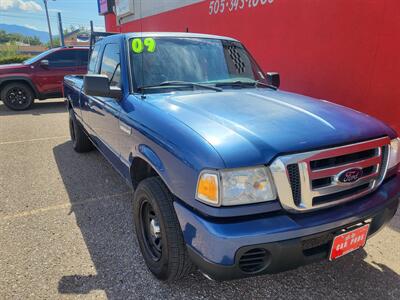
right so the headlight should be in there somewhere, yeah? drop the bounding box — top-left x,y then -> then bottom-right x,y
388,138 -> 400,170
196,167 -> 276,206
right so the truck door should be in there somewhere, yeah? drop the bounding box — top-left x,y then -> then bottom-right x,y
81,43 -> 101,131
85,43 -> 122,157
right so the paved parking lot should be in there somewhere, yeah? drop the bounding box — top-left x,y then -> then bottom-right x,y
0,99 -> 399,299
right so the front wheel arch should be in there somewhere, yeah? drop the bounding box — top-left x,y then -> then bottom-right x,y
0,81 -> 35,110
130,156 -> 160,189
0,78 -> 39,99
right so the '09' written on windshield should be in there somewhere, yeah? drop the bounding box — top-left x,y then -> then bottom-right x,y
209,0 -> 274,15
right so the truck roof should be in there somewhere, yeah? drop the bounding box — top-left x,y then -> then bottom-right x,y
60,46 -> 89,49
120,32 -> 239,42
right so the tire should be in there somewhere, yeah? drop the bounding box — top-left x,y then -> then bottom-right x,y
133,177 -> 195,281
1,82 -> 34,110
69,109 -> 93,153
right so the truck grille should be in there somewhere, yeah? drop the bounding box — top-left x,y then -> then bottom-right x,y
270,137 -> 390,212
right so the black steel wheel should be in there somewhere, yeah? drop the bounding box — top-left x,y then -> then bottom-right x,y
133,177 -> 195,281
140,200 -> 163,261
1,82 -> 34,110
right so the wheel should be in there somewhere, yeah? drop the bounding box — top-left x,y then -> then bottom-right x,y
69,109 -> 93,153
133,177 -> 195,281
0,82 -> 34,110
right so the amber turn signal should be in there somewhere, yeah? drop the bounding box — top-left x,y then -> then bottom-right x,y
196,173 -> 219,205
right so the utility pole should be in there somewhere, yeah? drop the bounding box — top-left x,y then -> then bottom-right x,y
57,12 -> 65,47
43,0 -> 54,48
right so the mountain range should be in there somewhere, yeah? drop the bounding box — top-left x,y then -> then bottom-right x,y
0,24 -> 51,43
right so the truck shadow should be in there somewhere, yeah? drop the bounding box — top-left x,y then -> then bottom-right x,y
0,99 -> 66,116
53,141 -> 400,299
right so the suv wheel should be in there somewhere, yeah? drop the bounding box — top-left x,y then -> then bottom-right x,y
133,177 -> 195,281
1,82 -> 34,110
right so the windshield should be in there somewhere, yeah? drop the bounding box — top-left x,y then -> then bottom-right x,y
129,37 -> 267,91
23,48 -> 58,65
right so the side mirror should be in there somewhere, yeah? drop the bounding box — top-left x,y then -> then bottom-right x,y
40,59 -> 49,68
266,72 -> 280,89
83,74 -> 122,99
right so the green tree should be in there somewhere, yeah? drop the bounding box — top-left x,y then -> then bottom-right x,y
0,30 -> 43,46
28,36 -> 42,46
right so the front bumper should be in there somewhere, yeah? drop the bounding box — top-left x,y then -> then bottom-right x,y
174,175 -> 400,280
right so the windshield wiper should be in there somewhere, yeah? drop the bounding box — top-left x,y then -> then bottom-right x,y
215,80 -> 277,90
138,81 -> 222,92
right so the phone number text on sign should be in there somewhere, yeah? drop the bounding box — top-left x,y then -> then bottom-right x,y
209,0 -> 274,15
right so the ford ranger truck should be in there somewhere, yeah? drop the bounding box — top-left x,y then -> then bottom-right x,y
0,47 -> 88,110
63,32 -> 400,281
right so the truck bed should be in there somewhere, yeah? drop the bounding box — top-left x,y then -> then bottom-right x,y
63,75 -> 84,112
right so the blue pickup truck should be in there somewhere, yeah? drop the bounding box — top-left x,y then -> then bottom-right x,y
63,32 -> 400,281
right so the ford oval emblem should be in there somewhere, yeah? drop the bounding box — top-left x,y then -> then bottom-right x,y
336,168 -> 363,184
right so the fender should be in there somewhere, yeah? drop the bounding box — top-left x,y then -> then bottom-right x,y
138,144 -> 165,172
0,76 -> 40,99
130,144 -> 174,192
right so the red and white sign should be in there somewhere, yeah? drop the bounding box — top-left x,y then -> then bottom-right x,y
329,224 -> 369,261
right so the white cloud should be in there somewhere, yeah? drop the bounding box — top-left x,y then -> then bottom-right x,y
19,0 -> 41,11
0,0 -> 42,12
24,24 -> 39,30
93,26 -> 105,32
0,0 -> 14,10
48,8 -> 61,13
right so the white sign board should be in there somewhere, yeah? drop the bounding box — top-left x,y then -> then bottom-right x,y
116,0 -> 133,16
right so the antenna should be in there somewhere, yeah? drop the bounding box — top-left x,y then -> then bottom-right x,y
89,20 -> 94,61
140,0 -> 146,99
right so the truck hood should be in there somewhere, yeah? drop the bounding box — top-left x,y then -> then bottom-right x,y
147,89 -> 396,168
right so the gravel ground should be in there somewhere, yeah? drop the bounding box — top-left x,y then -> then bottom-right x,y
0,99 -> 399,299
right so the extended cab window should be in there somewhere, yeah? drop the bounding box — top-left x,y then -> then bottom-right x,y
88,44 -> 101,74
46,50 -> 79,68
100,43 -> 121,87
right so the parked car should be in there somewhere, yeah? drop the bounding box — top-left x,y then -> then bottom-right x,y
63,32 -> 400,281
0,47 -> 88,110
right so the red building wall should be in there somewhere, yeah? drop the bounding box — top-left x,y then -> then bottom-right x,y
105,0 -> 400,134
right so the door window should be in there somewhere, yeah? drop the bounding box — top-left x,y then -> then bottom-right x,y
46,50 -> 79,68
100,43 -> 121,87
88,44 -> 101,73
75,49 -> 89,66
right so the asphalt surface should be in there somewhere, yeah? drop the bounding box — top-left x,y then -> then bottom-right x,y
0,99 -> 399,300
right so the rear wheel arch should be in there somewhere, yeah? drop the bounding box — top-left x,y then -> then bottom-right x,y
68,109 -> 93,153
66,100 -> 73,111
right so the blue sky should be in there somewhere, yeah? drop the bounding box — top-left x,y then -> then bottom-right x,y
0,0 -> 105,32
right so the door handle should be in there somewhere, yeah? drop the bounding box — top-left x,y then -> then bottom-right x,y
87,98 -> 94,108
87,98 -> 104,110
119,122 -> 132,135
